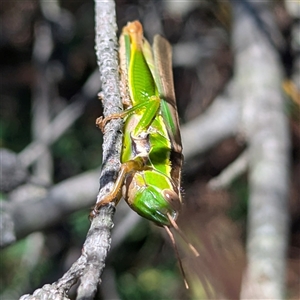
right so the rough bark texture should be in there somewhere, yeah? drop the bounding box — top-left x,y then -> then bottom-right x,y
18,0 -> 122,299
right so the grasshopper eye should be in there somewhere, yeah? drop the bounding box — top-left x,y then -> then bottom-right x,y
163,189 -> 181,212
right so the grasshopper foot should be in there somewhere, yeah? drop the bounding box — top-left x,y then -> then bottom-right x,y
96,112 -> 125,133
95,116 -> 106,132
89,193 -> 118,219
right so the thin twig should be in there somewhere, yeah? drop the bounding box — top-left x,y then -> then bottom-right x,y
76,0 -> 122,298
18,0 -> 122,298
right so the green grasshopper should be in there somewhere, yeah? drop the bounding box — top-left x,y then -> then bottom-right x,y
92,21 -> 198,286
92,20 -> 183,227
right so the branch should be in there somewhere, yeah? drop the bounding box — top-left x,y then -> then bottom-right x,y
18,0 -> 122,299
76,0 -> 122,297
231,1 -> 290,298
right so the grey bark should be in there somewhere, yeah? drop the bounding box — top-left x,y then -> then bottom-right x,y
17,0 -> 122,299
76,0 -> 122,298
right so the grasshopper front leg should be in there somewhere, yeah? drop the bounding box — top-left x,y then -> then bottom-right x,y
96,95 -> 160,133
96,112 -> 126,132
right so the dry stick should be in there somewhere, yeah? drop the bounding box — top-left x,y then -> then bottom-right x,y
76,0 -> 122,299
232,1 -> 290,298
18,0 -> 121,299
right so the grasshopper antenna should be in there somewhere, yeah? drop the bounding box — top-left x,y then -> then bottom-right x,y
167,214 -> 199,257
164,225 -> 189,289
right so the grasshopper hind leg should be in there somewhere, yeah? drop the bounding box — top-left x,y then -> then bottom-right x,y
90,157 -> 146,218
